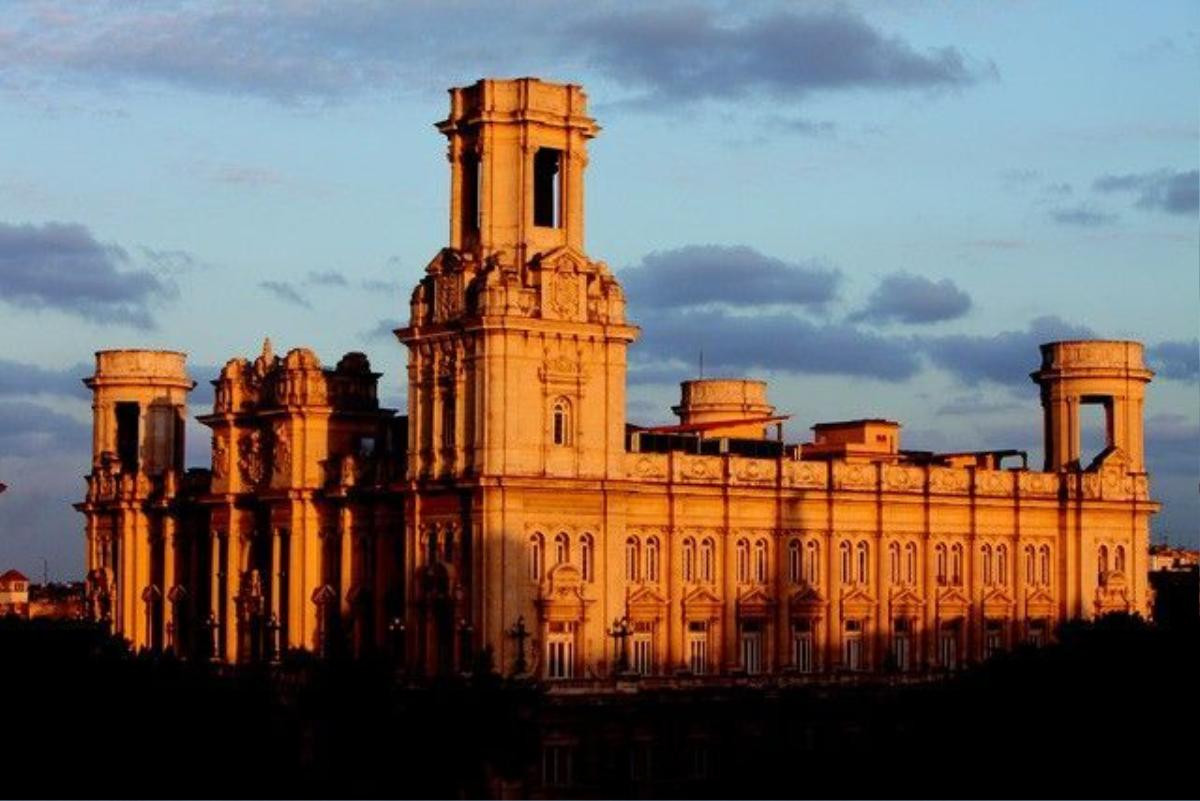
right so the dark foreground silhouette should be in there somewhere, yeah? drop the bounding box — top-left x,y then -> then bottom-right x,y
0,613 -> 1194,799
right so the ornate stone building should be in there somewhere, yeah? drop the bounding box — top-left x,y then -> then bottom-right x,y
78,78 -> 1158,678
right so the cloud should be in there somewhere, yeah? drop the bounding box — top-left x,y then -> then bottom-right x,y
849,271 -> 971,325
922,315 -> 1095,388
964,239 -> 1026,250
0,400 -> 90,458
211,164 -> 284,187
934,393 -> 1023,416
2,4 -> 985,108
1147,339 -> 1199,381
0,221 -> 174,328
306,270 -> 348,287
764,116 -> 837,137
1145,413 -> 1200,477
258,280 -> 310,308
361,279 -> 400,293
633,308 -> 921,381
1093,169 -> 1199,215
138,246 -> 199,275
364,318 -> 402,341
620,245 -> 840,311
573,6 -> 985,107
0,359 -> 89,398
1050,206 -> 1117,226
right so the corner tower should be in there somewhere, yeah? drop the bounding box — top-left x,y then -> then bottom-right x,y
398,78 -> 637,481
1031,340 -> 1153,472
80,350 -> 194,649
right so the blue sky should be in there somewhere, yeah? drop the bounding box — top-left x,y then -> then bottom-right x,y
0,1 -> 1196,579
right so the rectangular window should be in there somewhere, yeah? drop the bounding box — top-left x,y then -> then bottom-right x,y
542,744 -> 573,788
939,626 -> 959,669
115,402 -> 140,471
792,622 -> 813,673
462,155 -> 480,232
741,622 -> 763,675
546,628 -> 574,679
984,619 -> 1005,659
687,621 -> 708,675
843,624 -> 863,671
632,632 -> 653,675
533,147 -> 562,228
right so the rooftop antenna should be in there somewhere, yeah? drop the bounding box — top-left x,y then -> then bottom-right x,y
699,349 -> 704,379
42,557 -> 48,585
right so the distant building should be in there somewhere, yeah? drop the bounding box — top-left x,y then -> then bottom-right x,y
1148,544 -> 1199,572
78,78 -> 1160,675
0,570 -> 30,618
29,582 -> 86,620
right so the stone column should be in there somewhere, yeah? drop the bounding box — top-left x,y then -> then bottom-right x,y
340,506 -> 353,618
163,515 -> 177,652
209,531 -> 222,659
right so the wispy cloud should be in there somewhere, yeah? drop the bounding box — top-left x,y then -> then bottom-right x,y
0,220 -> 175,328
849,272 -> 971,325
1093,169 -> 1198,215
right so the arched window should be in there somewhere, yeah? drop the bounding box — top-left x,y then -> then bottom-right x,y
856,541 -> 869,583
553,532 -> 569,566
905,542 -> 918,585
805,541 -> 819,584
647,537 -> 661,582
951,544 -> 963,586
1115,545 -> 1126,574
700,538 -> 715,583
840,541 -> 852,584
552,398 -> 571,446
936,544 -> 948,586
683,538 -> 696,583
529,533 -> 544,581
1039,545 -> 1051,587
1024,546 -> 1036,585
788,540 -> 802,583
982,544 -> 993,585
580,534 -> 594,582
1097,544 -> 1109,583
736,539 -> 750,583
889,542 -> 901,584
997,544 -> 1008,585
625,537 -> 640,582
753,540 -> 768,583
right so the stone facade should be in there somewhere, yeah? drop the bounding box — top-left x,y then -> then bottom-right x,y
77,78 -> 1159,677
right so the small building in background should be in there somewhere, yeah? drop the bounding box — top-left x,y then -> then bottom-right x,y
29,582 -> 86,620
0,570 -> 30,618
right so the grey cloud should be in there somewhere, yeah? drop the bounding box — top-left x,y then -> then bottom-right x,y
621,245 -> 840,311
934,393 -> 1023,416
4,4 -> 984,108
627,359 -> 695,386
573,6 -> 984,107
211,165 -> 284,186
633,308 -> 921,381
0,359 -> 89,398
1093,169 -> 1199,215
139,246 -> 199,275
849,271 -> 971,325
1050,206 -> 1118,226
1145,413 -> 1200,477
364,318 -> 402,341
361,279 -> 400,293
258,280 -> 310,308
0,400 -> 90,458
306,270 -> 348,287
1147,339 -> 1199,381
1043,182 -> 1073,196
766,116 -> 837,137
922,315 -> 1095,388
0,221 -> 174,328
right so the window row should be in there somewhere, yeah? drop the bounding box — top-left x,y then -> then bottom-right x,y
1096,544 -> 1127,583
530,534 -> 1058,588
529,532 -> 594,582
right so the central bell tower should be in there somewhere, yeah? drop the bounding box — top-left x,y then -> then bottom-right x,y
441,77 -> 597,267
398,78 -> 638,482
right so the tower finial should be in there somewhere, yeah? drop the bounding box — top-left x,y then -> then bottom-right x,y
261,337 -> 273,362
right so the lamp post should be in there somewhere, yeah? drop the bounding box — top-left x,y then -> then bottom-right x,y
507,616 -> 530,676
607,615 -> 633,676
